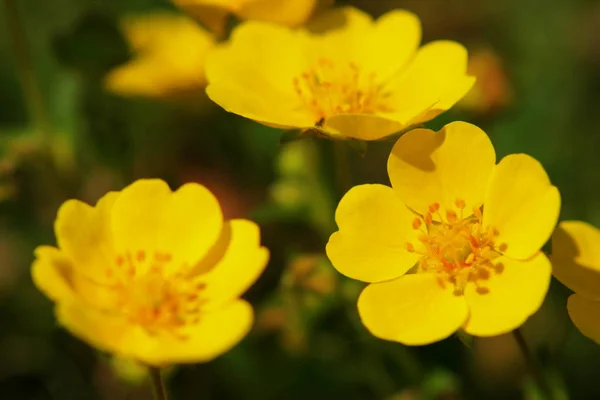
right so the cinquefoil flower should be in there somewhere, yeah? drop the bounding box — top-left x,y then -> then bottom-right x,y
173,0 -> 330,36
105,13 -> 215,98
32,179 -> 269,365
552,221 -> 600,344
326,121 -> 560,345
206,7 -> 474,140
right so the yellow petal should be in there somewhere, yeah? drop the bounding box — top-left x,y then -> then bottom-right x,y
388,121 -> 496,217
172,1 -> 230,36
56,301 -> 150,359
552,221 -> 600,300
141,300 -> 253,365
205,22 -> 314,128
196,219 -> 270,306
385,40 -> 475,125
32,256 -> 120,313
567,293 -> 600,345
362,9 -> 422,84
483,154 -> 560,260
31,246 -> 74,302
105,60 -> 177,98
107,13 -> 214,98
462,253 -> 551,336
306,5 -> 372,33
31,246 -> 119,310
110,180 -> 223,267
57,299 -> 253,365
358,274 -> 468,345
326,184 -> 421,283
238,0 -> 318,27
323,114 -> 404,140
55,192 -> 118,282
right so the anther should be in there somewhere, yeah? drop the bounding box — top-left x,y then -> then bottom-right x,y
154,252 -> 172,263
428,203 -> 440,213
406,243 -> 415,252
187,294 -> 199,302
446,210 -> 458,223
472,207 -> 482,219
476,286 -> 490,295
455,199 -> 466,209
412,218 -> 422,230
136,250 -> 146,262
424,212 -> 433,225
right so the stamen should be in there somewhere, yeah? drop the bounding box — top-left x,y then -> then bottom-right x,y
428,203 -> 440,213
104,250 -> 208,335
424,212 -> 433,225
412,218 -> 422,230
446,210 -> 458,223
293,59 -> 389,124
414,200 -> 503,295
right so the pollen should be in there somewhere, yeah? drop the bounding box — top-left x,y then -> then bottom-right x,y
102,250 -> 207,334
406,199 -> 505,296
292,58 -> 391,125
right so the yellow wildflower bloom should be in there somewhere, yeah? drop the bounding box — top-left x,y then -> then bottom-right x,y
173,0 -> 330,36
457,47 -> 512,114
552,221 -> 600,344
32,179 -> 269,365
105,13 -> 215,98
205,7 -> 475,141
326,121 -> 560,345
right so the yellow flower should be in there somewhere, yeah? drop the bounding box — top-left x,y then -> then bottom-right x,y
105,13 -> 215,98
552,221 -> 600,344
457,47 -> 512,114
326,121 -> 560,345
32,179 -> 269,365
173,0 -> 330,36
205,7 -> 475,141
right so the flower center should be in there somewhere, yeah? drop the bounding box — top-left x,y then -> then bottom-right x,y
293,58 -> 391,124
104,251 -> 206,335
406,200 -> 504,296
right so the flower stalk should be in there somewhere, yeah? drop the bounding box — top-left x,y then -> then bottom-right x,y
512,328 -> 555,400
149,367 -> 170,400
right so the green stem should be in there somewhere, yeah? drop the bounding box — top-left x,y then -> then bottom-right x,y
512,328 -> 554,400
333,142 -> 352,195
148,367 -> 170,400
2,0 -> 52,145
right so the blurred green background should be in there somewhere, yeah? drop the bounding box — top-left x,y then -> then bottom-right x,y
1,0 -> 600,399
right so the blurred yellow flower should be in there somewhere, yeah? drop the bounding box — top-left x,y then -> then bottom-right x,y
173,0 -> 331,36
32,179 -> 269,365
105,13 -> 215,98
552,221 -> 600,344
326,121 -> 560,345
206,7 -> 475,141
457,47 -> 512,114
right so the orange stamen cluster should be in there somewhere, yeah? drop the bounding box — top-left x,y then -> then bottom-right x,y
103,250 -> 207,335
406,199 -> 504,295
292,58 -> 391,124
